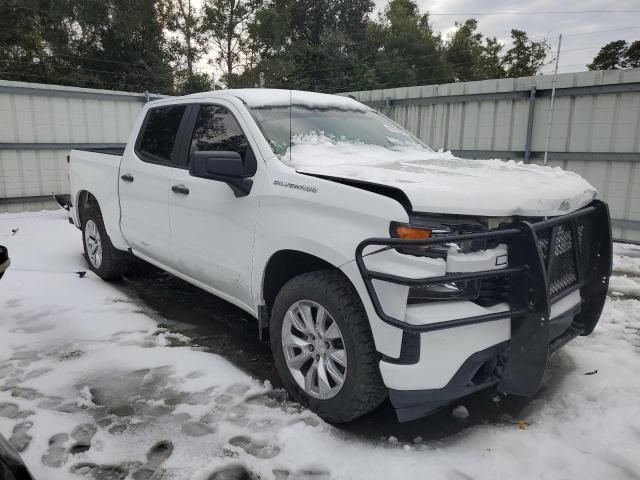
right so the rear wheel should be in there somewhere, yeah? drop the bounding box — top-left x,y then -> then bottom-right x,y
271,270 -> 386,423
82,206 -> 129,280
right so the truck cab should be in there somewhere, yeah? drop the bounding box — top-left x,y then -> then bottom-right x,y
68,89 -> 612,423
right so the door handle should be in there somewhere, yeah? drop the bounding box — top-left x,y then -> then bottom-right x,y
171,184 -> 190,195
120,173 -> 134,183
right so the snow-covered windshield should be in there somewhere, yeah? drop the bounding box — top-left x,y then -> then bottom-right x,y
248,105 -> 432,163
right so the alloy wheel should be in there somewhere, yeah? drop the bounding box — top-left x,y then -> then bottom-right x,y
282,300 -> 347,400
84,219 -> 103,269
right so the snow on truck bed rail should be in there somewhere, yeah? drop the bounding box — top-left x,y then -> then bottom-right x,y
1,210 -> 639,480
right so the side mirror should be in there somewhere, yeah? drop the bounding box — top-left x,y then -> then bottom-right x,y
189,151 -> 253,197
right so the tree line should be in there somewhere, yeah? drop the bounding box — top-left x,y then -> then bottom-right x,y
587,40 -> 640,71
0,0 -> 636,95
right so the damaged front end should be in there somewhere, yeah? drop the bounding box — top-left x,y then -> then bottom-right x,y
355,200 -> 612,422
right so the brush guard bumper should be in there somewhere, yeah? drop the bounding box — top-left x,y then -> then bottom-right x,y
355,201 -> 612,421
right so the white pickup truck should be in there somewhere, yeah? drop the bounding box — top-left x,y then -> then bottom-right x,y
68,89 -> 611,423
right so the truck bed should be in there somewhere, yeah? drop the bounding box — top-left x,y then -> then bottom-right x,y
68,148 -> 127,249
76,147 -> 126,156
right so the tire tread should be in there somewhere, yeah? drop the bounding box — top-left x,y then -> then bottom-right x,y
271,269 -> 387,422
83,205 -> 129,280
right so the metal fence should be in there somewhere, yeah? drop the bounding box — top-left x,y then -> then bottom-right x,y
344,68 -> 640,242
0,80 -> 164,212
2,71 -> 640,241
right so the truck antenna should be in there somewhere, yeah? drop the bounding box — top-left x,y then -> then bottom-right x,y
289,89 -> 293,165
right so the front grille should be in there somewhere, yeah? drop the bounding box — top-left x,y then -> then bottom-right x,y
547,223 -> 578,297
576,214 -> 596,279
535,213 -> 596,299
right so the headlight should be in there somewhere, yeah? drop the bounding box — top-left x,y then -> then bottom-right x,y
390,216 -> 488,302
390,223 -> 451,240
390,216 -> 486,257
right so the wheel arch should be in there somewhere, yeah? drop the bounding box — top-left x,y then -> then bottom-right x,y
75,189 -> 130,251
76,190 -> 100,226
261,249 -> 355,315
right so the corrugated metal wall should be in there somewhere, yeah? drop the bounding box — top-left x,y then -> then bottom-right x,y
344,68 -> 640,242
0,80 -> 159,212
2,72 -> 640,241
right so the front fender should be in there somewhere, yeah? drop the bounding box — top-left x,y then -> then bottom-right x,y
252,163 -> 410,357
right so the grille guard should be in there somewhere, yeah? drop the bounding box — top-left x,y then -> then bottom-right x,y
355,200 -> 612,396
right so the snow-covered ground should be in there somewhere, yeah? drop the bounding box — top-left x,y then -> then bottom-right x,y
1,210 -> 639,480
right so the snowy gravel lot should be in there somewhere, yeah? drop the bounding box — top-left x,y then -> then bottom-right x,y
1,209 -> 639,480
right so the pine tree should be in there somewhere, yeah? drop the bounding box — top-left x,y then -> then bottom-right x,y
369,0 -> 452,88
502,29 -> 549,77
203,0 -> 259,87
587,40 -> 640,70
161,0 -> 211,93
626,41 -> 640,68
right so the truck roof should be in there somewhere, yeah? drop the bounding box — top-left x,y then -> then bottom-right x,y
183,88 -> 368,111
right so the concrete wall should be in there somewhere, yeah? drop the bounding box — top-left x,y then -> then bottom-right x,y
0,80 -> 162,212
344,68 -> 640,242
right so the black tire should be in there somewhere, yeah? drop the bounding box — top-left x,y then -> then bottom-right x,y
82,205 -> 129,280
270,270 -> 387,423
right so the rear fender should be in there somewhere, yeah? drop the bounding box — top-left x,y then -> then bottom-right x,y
69,150 -> 129,250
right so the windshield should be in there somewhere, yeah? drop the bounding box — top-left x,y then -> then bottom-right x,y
248,105 -> 432,161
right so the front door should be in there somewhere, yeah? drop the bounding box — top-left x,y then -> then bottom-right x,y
169,102 -> 261,311
119,104 -> 187,264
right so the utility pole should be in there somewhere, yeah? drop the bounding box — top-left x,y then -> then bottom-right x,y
543,34 -> 562,166
259,72 -> 265,88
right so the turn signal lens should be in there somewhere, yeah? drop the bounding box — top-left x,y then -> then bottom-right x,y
394,225 -> 432,240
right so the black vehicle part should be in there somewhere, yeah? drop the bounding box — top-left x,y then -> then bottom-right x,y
382,331 -> 421,365
389,304 -> 585,422
302,173 -> 413,213
0,434 -> 35,480
189,150 -> 253,197
355,201 -> 611,418
0,245 -> 9,280
82,205 -> 130,280
389,341 -> 509,422
53,193 -> 71,210
76,147 -> 126,156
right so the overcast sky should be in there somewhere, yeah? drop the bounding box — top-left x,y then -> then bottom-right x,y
406,0 -> 640,74
197,0 -> 640,78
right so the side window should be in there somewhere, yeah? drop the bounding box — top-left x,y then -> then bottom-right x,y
137,105 -> 187,164
189,105 -> 256,175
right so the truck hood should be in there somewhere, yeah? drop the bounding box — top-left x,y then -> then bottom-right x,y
295,151 -> 597,217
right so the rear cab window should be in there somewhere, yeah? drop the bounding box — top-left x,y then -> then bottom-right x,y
136,105 -> 187,165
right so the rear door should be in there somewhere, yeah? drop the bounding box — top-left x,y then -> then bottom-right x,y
119,104 -> 188,264
168,101 -> 261,311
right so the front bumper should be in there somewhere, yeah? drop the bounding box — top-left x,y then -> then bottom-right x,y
355,201 -> 612,422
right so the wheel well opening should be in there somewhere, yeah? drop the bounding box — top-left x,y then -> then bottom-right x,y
263,250 -> 336,314
77,191 -> 99,225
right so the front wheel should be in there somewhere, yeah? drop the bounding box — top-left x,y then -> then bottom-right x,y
82,206 -> 129,280
270,270 -> 386,423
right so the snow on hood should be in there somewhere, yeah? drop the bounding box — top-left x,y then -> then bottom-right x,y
284,134 -> 597,217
